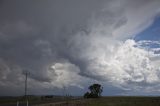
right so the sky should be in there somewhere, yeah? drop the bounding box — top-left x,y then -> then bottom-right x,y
0,0 -> 160,96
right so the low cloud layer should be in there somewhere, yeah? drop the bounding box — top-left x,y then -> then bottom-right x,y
0,0 -> 160,96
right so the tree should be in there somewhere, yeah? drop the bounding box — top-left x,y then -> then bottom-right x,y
89,84 -> 103,97
83,83 -> 103,98
83,92 -> 90,98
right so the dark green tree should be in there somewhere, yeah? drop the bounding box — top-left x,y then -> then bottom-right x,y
84,83 -> 103,98
83,92 -> 90,98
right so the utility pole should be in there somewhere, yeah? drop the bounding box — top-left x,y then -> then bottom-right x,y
25,72 -> 28,98
24,71 -> 29,106
63,85 -> 66,97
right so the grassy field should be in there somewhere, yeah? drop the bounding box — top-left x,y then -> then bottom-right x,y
86,97 -> 160,106
0,96 -> 77,105
1,96 -> 160,106
37,97 -> 160,106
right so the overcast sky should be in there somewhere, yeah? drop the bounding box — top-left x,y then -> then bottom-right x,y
0,0 -> 160,96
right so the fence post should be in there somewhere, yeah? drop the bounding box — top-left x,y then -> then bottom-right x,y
17,101 -> 19,106
27,100 -> 28,106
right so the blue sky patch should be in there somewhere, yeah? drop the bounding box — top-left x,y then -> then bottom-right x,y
135,16 -> 160,41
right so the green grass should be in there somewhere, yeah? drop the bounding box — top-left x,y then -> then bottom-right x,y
1,96 -> 160,106
87,97 -> 160,106
0,96 -> 74,105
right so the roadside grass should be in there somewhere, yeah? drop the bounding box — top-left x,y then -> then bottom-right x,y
33,97 -> 160,106
1,96 -> 160,106
87,97 -> 160,106
0,96 -> 75,105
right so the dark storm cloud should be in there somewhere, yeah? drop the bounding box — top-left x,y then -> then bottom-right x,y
0,0 -> 109,95
0,0 -> 160,96
0,0 -> 128,84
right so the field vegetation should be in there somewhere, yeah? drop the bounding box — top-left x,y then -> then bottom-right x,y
1,96 -> 160,106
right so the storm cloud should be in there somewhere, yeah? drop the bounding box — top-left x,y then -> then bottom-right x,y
0,0 -> 160,96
